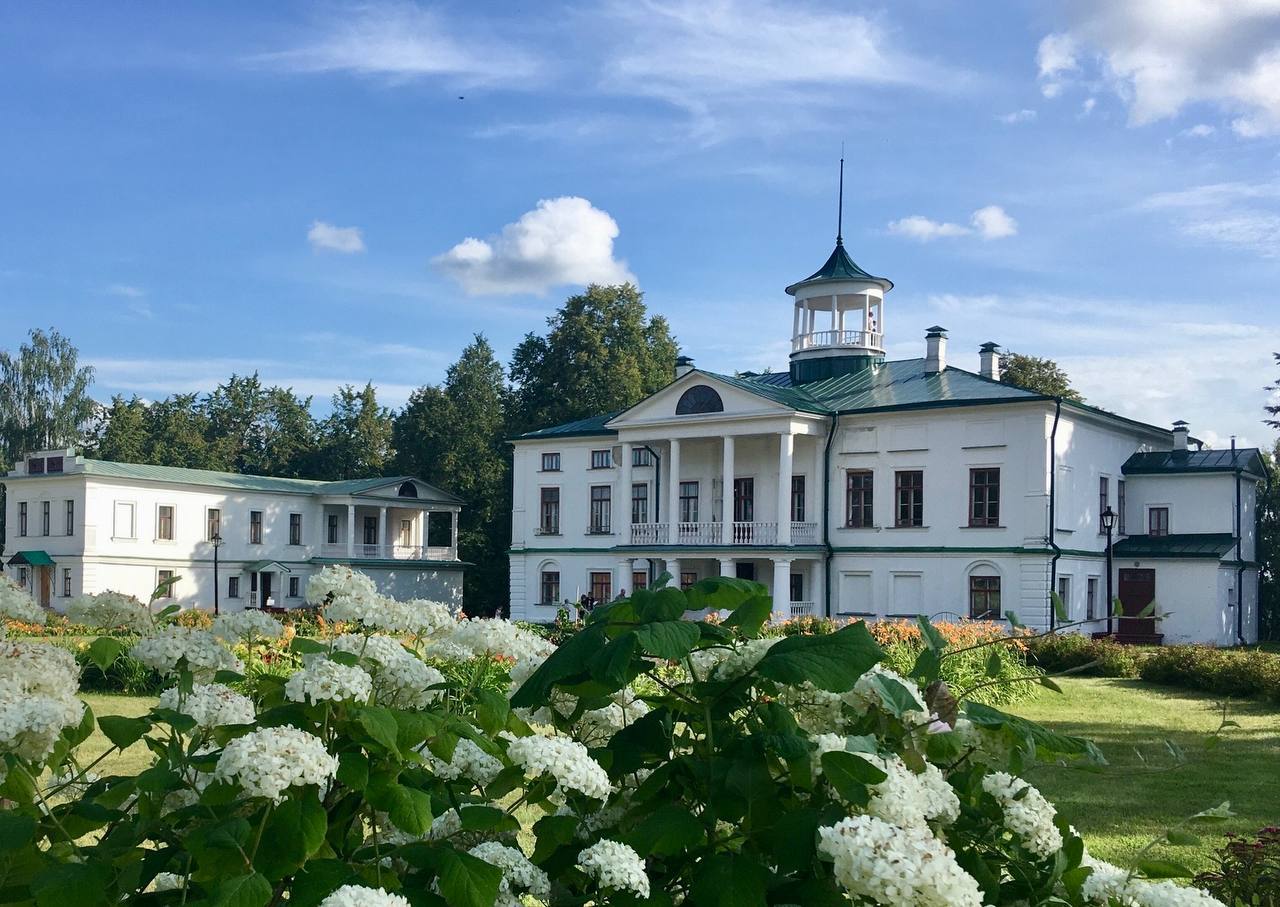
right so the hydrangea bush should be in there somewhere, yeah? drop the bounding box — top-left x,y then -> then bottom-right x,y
0,570 -> 1233,906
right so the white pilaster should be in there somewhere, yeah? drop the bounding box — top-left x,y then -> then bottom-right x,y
667,559 -> 681,587
346,504 -> 355,558
720,435 -> 734,533
771,558 -> 792,621
667,439 -> 682,537
620,442 -> 633,537
450,509 -> 459,552
378,506 -> 387,558
777,432 -> 794,545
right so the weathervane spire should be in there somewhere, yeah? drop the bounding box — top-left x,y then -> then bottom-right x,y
836,147 -> 845,246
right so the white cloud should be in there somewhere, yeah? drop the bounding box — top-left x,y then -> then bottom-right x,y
888,206 -> 1017,242
1182,123 -> 1216,137
308,220 -> 366,254
997,108 -> 1037,124
106,284 -> 146,298
1139,179 -> 1280,255
1080,97 -> 1097,116
252,2 -> 542,86
1035,3 -> 1280,135
433,197 -> 634,296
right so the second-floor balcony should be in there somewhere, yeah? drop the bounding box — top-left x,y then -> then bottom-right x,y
626,520 -> 819,547
319,543 -> 457,561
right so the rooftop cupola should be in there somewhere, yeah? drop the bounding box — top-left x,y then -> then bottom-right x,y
787,158 -> 893,385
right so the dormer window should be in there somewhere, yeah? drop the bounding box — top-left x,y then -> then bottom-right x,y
46,456 -> 63,473
27,457 -> 44,474
675,385 -> 724,415
398,481 -> 418,498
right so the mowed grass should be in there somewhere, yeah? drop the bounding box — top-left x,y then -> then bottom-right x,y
1012,678 -> 1280,875
80,694 -> 157,779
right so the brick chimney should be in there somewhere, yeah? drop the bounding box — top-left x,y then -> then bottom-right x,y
925,326 -> 948,374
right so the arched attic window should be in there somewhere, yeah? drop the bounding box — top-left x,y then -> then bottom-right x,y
398,481 -> 419,498
675,384 -> 724,415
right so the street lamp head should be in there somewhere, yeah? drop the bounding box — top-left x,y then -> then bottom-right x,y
211,533 -> 224,547
1100,506 -> 1117,532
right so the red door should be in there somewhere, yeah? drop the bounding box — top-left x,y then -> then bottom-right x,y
1117,568 -> 1157,636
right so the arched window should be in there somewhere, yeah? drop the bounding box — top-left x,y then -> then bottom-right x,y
676,385 -> 724,415
965,562 -> 1002,621
398,482 -> 418,498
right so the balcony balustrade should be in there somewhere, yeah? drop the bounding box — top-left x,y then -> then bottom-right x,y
792,328 -> 883,352
319,543 -> 456,560
788,600 -> 816,618
626,521 -> 818,547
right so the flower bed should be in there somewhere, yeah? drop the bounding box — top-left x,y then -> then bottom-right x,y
0,568 -> 1234,905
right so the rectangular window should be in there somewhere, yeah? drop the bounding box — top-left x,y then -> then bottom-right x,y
733,477 -> 755,522
327,514 -> 339,544
790,572 -> 804,603
62,568 -> 72,598
632,447 -> 652,467
894,470 -> 924,527
249,510 -> 263,544
589,571 -> 612,603
631,482 -> 648,525
207,508 -> 221,541
46,456 -> 63,473
679,481 -> 700,523
363,516 -> 377,546
632,571 -> 648,591
27,457 -> 44,475
17,567 -> 28,589
289,513 -> 302,546
1086,577 -> 1099,622
1099,477 -> 1110,532
540,452 -> 561,472
65,500 -> 74,536
1057,576 -> 1072,619
790,475 -> 806,523
1117,480 -> 1127,534
590,449 -> 613,469
18,502 -> 26,537
1148,507 -> 1169,537
398,519 -> 412,546
589,485 -> 612,534
680,571 -> 697,590
157,505 -> 174,541
541,571 -> 561,605
539,487 -> 560,534
157,569 -> 175,599
969,575 -> 1001,619
113,501 -> 136,539
228,576 -> 240,598
41,501 -> 50,536
968,468 -> 1000,527
845,470 -> 873,527
288,576 -> 300,598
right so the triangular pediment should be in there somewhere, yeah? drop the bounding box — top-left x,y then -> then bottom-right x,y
607,371 -> 801,429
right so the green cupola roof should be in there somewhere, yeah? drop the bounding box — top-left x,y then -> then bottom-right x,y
785,239 -> 893,295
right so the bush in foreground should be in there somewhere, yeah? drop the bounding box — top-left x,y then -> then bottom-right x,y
0,568 -> 1234,905
1194,826 -> 1280,906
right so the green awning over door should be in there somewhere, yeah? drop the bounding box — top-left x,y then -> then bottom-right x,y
6,550 -> 55,566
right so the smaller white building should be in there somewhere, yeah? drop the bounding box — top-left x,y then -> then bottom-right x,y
2,449 -> 466,612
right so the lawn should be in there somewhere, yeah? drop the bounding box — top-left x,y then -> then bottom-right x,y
79,694 -> 157,779
1013,677 -> 1280,875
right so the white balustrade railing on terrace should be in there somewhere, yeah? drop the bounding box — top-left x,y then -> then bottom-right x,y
730,521 -> 778,544
790,521 -> 819,544
319,543 -> 456,560
789,601 -> 816,618
629,523 -> 669,545
792,329 -> 883,352
675,521 -> 722,544
626,521 -> 816,547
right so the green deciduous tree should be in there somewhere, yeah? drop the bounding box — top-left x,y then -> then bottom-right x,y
999,351 -> 1084,401
1260,441 -> 1279,641
316,383 -> 392,480
0,328 -> 95,462
508,284 -> 678,435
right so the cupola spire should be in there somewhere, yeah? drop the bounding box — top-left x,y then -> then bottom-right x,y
836,152 -> 844,246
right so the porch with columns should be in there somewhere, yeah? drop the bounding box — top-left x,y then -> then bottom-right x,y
319,500 -> 460,561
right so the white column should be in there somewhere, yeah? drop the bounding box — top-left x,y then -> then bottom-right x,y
771,558 -> 792,621
667,558 -> 681,588
830,295 -> 839,331
813,434 -> 825,528
378,506 -> 387,558
667,439 -> 681,540
346,504 -> 355,558
618,558 -> 633,597
718,557 -> 734,577
450,510 -> 459,552
777,432 -> 793,545
721,435 -> 734,539
792,304 -> 801,338
620,442 -> 633,541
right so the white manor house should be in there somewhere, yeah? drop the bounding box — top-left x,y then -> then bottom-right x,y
2,450 -> 466,612
508,232 -> 1266,646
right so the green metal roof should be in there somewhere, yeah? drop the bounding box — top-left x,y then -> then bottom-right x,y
513,411 -> 621,441
1112,532 -> 1237,559
7,550 -> 55,566
1123,448 -> 1265,480
785,240 -> 893,294
4,458 -> 463,502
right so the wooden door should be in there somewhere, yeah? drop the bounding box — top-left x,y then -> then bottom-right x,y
1117,568 -> 1156,636
38,567 -> 52,608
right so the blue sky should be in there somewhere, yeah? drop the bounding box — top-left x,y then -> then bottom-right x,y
2,1 -> 1279,445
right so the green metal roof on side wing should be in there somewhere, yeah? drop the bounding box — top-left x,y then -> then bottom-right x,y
1112,532 -> 1237,559
512,411 -> 622,441
698,371 -> 830,414
1123,447 -> 1266,480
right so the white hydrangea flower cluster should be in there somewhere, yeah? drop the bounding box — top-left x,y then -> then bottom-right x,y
469,842 -> 551,907
419,737 -> 504,786
284,657 -> 373,705
330,634 -> 445,710
505,734 -> 612,800
386,598 -> 456,638
575,688 -> 651,745
443,618 -> 556,664
848,665 -> 930,720
0,577 -> 44,624
817,815 -> 985,907
212,725 -> 338,802
148,872 -> 185,892
306,565 -> 378,612
1081,858 -> 1226,907
689,637 -> 779,681
67,590 -> 152,632
0,639 -> 85,763
158,683 -> 255,729
982,771 -> 1064,858
131,627 -> 243,680
862,753 -> 960,829
318,885 -> 412,907
577,839 -> 650,899
211,609 -> 283,642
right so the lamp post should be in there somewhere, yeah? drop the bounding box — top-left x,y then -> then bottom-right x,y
211,533 -> 224,616
1100,506 -> 1117,635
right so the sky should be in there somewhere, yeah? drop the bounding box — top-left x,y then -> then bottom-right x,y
2,1 -> 1279,447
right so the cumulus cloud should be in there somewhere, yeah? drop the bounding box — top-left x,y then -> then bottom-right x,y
308,221 -> 366,254
888,206 -> 1018,242
1034,3 -> 1280,135
433,197 -> 634,296
997,108 -> 1037,124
